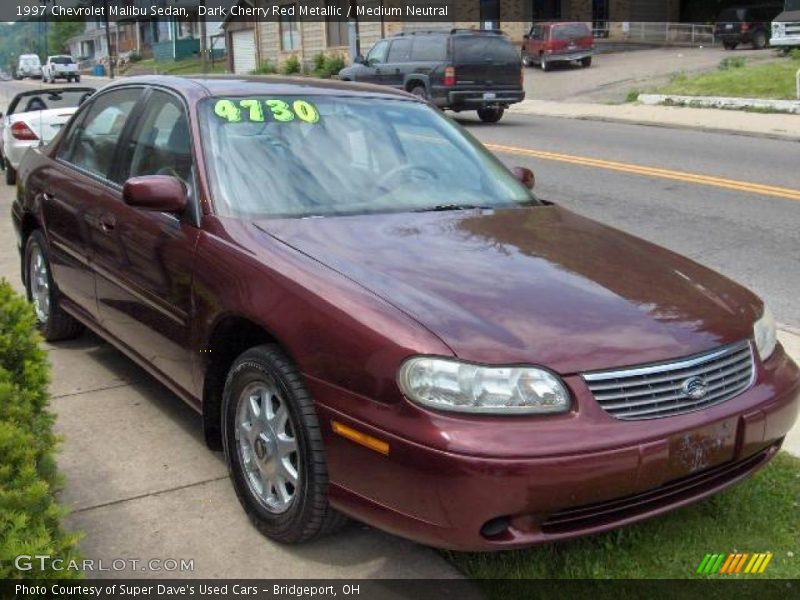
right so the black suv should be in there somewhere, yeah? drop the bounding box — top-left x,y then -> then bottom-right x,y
338,29 -> 524,123
715,3 -> 784,49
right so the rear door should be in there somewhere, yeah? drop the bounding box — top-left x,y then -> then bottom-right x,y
383,37 -> 412,88
453,35 -> 520,89
44,87 -> 144,321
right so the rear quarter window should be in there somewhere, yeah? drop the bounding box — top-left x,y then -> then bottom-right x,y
411,36 -> 447,61
454,36 -> 519,63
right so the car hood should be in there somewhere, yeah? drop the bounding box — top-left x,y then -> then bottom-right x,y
255,206 -> 759,374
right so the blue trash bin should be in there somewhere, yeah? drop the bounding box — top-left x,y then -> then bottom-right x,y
92,64 -> 105,77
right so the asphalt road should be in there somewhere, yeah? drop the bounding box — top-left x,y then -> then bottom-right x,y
456,111 -> 800,329
2,78 -> 798,328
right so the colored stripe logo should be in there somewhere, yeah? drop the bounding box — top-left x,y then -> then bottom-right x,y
696,552 -> 773,574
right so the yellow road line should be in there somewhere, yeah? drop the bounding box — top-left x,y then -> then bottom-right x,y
485,143 -> 800,202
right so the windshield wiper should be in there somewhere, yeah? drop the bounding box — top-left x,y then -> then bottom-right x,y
414,204 -> 493,212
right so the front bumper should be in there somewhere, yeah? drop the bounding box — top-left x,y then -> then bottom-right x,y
312,345 -> 800,550
770,35 -> 800,47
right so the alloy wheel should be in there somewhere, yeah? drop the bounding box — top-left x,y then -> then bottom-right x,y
28,242 -> 50,323
235,380 -> 299,514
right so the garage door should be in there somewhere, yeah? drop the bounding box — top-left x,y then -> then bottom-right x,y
232,29 -> 257,74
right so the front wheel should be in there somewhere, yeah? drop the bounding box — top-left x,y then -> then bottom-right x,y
74,75 -> 80,83
477,106 -> 504,123
522,53 -> 533,67
222,345 -> 347,544
540,55 -> 550,72
24,230 -> 83,341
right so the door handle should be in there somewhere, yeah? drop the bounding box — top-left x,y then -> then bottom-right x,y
99,214 -> 116,233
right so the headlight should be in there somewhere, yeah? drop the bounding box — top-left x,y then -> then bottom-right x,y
397,357 -> 571,414
753,305 -> 777,361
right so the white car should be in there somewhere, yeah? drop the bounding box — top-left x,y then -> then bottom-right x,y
42,55 -> 80,83
16,54 -> 43,79
0,87 -> 95,185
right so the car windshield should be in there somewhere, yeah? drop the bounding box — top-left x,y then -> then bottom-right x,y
552,24 -> 590,39
200,96 -> 537,218
8,89 -> 92,115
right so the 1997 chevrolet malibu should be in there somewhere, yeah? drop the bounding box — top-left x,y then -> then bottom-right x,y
12,76 -> 800,550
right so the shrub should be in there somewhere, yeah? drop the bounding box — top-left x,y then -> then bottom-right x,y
252,60 -> 276,75
280,55 -> 301,75
790,48 -> 800,61
129,51 -> 142,63
322,54 -> 345,78
625,89 -> 641,103
0,280 -> 81,578
312,52 -> 326,72
719,57 -> 745,70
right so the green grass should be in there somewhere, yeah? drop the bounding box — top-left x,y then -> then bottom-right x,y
443,452 -> 800,584
126,57 -> 227,76
657,54 -> 800,100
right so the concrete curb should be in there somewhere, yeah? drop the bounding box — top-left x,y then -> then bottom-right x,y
638,93 -> 800,114
509,100 -> 800,142
777,327 -> 800,458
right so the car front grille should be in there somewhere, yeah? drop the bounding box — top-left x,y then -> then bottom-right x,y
582,341 -> 755,420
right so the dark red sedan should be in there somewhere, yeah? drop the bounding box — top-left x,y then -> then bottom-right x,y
12,76 -> 799,551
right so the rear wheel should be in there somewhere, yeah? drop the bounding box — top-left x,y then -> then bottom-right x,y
24,230 -> 83,341
222,345 -> 347,544
409,85 -> 428,100
477,107 -> 504,123
75,75 -> 81,83
581,57 -> 592,68
752,31 -> 767,49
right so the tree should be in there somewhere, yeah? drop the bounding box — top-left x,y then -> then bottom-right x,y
48,20 -> 84,55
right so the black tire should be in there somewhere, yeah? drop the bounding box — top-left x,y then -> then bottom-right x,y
5,161 -> 16,186
24,230 -> 84,342
540,55 -> 550,72
409,84 -> 428,100
581,57 -> 592,68
222,344 -> 347,544
477,107 -> 504,123
752,31 -> 767,50
522,53 -> 533,68
75,75 -> 80,83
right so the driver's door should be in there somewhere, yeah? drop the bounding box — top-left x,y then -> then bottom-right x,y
90,89 -> 200,396
356,39 -> 390,84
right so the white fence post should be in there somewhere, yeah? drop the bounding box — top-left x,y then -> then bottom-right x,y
797,68 -> 800,100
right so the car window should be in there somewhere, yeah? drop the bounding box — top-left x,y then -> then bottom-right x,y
200,96 -> 536,218
552,24 -> 591,40
58,88 -> 142,180
454,36 -> 518,63
411,36 -> 447,61
367,40 -> 389,65
120,91 -> 194,190
387,38 -> 412,62
51,56 -> 74,65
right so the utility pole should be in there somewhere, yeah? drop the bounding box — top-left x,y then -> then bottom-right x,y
200,0 -> 208,74
103,0 -> 115,78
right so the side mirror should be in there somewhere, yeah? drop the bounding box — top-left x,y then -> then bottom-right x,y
511,166 -> 535,190
123,175 -> 187,213
354,54 -> 366,65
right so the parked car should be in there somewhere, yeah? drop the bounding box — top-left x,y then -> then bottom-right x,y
42,55 -> 81,83
16,54 -> 43,79
771,0 -> 800,49
715,3 -> 784,49
13,76 -> 799,551
0,87 -> 95,185
339,29 -> 524,123
522,22 -> 594,71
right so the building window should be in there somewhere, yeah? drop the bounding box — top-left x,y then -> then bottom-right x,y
280,5 -> 300,51
326,0 -> 348,47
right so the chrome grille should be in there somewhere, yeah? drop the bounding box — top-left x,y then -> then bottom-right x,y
582,341 -> 754,420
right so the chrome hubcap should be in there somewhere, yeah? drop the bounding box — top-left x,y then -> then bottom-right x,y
235,381 -> 299,513
28,244 -> 50,323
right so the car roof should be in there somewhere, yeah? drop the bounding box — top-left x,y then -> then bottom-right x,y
101,75 -> 424,103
